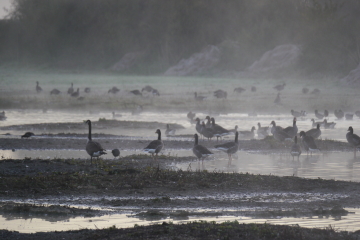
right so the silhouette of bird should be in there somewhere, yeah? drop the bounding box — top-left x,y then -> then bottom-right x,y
355,111 -> 360,118
84,87 -> 91,93
210,117 -> 230,141
111,149 -> 120,159
315,110 -> 324,120
130,90 -> 142,96
345,113 -> 354,120
214,90 -> 227,99
193,133 -> 213,163
36,81 -> 42,93
85,120 -> 107,164
215,131 -> 239,165
300,131 -> 319,155
290,136 -> 301,160
187,111 -> 196,121
239,126 -> 256,139
21,132 -> 35,139
306,124 -> 321,139
108,86 -> 120,94
144,129 -> 163,162
142,85 -> 154,92
291,110 -> 302,118
323,119 -> 336,129
346,126 -> 360,158
152,89 -> 160,96
283,118 -> 298,138
270,121 -> 291,142
334,110 -> 344,119
71,88 -> 80,97
257,123 -> 269,138
201,121 -> 214,141
311,118 -> 324,128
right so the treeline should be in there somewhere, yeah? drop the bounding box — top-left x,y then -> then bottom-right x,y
0,0 -> 360,76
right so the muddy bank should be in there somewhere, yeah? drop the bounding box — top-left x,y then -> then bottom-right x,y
0,134 -> 353,152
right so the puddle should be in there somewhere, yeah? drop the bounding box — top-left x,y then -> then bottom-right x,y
0,110 -> 358,141
1,207 -> 359,233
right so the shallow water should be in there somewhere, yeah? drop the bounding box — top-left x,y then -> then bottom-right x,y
0,109 -> 359,141
1,206 -> 359,233
1,149 -> 360,182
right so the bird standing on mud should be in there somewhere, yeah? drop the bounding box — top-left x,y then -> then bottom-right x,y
193,133 -> 213,164
21,132 -> 35,139
85,120 -> 107,164
144,129 -> 163,162
299,131 -> 319,155
36,81 -> 42,93
111,149 -> 120,159
215,131 -> 239,166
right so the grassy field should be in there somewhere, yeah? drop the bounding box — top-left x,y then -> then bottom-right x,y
0,67 -> 358,114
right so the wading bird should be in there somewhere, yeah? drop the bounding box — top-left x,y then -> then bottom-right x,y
85,120 -> 107,164
21,132 -> 35,139
193,133 -> 213,164
36,81 -> 42,93
144,129 -> 163,162
215,131 -> 239,166
300,131 -> 319,155
346,126 -> 360,158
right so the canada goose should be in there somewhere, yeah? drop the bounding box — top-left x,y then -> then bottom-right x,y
310,88 -> 320,94
299,131 -> 319,155
239,126 -> 256,139
111,149 -> 120,159
270,121 -> 291,142
108,86 -> 120,94
214,89 -> 227,99
274,93 -> 281,104
306,124 -> 321,139
165,124 -> 176,137
84,87 -> 91,93
36,81 -> 42,93
315,110 -> 324,119
234,87 -> 246,94
130,90 -> 142,96
290,136 -> 302,160
323,119 -> 336,129
201,121 -> 214,141
346,126 -> 360,158
257,123 -> 269,138
334,110 -> 344,119
205,116 -> 212,128
195,118 -> 203,137
311,118 -> 324,128
291,110 -> 302,118
21,132 -> 35,139
302,87 -> 309,94
193,133 -> 213,163
144,129 -> 164,162
194,92 -> 206,101
67,83 -> 74,94
251,86 -> 257,92
270,121 -> 283,135
355,111 -> 360,118
210,117 -> 230,141
345,113 -> 354,120
112,112 -> 122,119
50,89 -> 61,95
85,120 -> 107,164
274,83 -> 286,91
187,111 -> 196,120
142,85 -> 154,92
283,118 -> 298,138
71,88 -> 80,97
215,131 -> 239,165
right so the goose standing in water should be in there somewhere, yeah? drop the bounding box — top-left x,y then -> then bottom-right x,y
214,90 -> 227,99
21,132 -> 35,139
270,120 -> 283,135
306,124 -> 321,139
85,120 -> 107,164
71,88 -> 80,97
210,117 -> 230,141
36,81 -> 42,93
165,124 -> 176,137
130,90 -> 142,96
323,119 -> 336,129
187,111 -> 196,121
201,121 -> 214,141
111,149 -> 120,159
311,118 -> 324,128
67,83 -> 74,94
144,129 -> 163,162
299,131 -> 319,155
290,136 -> 301,160
193,133 -> 213,164
346,126 -> 360,158
215,131 -> 239,166
283,118 -> 298,138
270,121 -> 291,142
239,126 -> 256,139
108,86 -> 120,94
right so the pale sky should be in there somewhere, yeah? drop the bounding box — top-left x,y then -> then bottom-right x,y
0,0 -> 12,19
